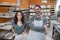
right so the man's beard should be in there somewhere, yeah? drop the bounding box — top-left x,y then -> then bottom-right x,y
35,11 -> 40,14
35,11 -> 42,16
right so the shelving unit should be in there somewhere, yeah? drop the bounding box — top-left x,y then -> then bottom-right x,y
50,7 -> 55,15
0,13 -> 15,18
49,0 -> 55,15
0,4 -> 17,40
0,21 -> 14,40
41,5 -> 51,16
0,4 -> 17,18
29,5 -> 51,16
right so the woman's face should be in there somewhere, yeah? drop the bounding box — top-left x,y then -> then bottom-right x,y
17,12 -> 22,21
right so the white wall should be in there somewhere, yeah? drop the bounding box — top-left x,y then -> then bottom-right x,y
56,0 -> 60,11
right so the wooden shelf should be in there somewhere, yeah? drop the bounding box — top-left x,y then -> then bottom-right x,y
0,16 -> 14,18
0,32 -> 13,40
0,4 -> 18,7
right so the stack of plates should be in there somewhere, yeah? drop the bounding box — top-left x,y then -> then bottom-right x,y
0,23 -> 6,27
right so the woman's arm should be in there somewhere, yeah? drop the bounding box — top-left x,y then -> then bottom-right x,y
11,26 -> 16,35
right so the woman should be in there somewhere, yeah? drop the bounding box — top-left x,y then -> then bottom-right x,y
11,11 -> 28,40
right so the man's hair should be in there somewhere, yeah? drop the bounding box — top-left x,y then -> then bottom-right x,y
34,5 -> 41,9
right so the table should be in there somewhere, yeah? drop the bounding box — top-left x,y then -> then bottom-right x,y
51,20 -> 60,40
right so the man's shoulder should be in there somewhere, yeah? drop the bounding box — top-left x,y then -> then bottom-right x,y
42,16 -> 47,20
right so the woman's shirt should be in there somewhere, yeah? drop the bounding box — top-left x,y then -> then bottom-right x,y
13,23 -> 26,34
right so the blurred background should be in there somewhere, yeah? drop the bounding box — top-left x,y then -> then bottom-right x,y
0,0 -> 60,40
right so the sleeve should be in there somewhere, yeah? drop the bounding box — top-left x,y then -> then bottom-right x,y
29,16 -> 35,24
43,17 -> 48,29
43,17 -> 48,25
24,22 -> 27,29
29,21 -> 45,31
12,22 -> 15,28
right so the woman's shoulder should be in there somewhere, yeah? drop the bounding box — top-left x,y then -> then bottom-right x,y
12,22 -> 17,26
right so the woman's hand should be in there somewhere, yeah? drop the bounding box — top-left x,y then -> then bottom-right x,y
22,31 -> 28,35
11,26 -> 16,36
13,32 -> 17,36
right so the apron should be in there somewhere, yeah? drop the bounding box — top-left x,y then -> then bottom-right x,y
13,23 -> 28,40
33,20 -> 43,27
15,33 -> 28,40
29,17 -> 46,40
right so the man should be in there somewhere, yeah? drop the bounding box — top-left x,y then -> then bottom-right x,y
29,5 -> 48,40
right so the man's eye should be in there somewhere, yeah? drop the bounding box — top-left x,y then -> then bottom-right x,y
35,9 -> 39,10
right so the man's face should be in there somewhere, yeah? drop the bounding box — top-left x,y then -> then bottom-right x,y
34,7 -> 41,13
34,6 -> 41,18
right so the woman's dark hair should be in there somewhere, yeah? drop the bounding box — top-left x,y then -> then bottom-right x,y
14,11 -> 24,24
34,5 -> 41,9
